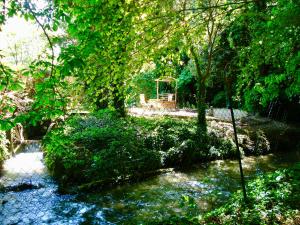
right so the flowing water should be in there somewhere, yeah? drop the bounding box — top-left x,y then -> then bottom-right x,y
0,143 -> 299,224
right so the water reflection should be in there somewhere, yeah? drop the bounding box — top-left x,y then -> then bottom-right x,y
0,143 -> 299,224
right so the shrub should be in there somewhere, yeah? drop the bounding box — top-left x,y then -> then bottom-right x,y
134,117 -> 197,152
207,130 -> 236,159
43,110 -> 162,187
133,117 -> 209,167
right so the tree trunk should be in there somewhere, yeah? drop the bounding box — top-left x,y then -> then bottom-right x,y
112,76 -> 126,117
113,89 -> 126,117
191,47 -> 207,132
196,82 -> 207,132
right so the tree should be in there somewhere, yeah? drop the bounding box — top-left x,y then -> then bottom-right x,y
53,0 -> 142,116
50,0 -> 252,126
130,0 -> 246,130
232,0 -> 300,118
0,0 -> 67,129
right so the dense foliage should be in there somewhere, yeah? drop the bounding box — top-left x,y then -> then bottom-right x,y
237,0 -> 300,111
43,111 -> 203,188
214,0 -> 300,120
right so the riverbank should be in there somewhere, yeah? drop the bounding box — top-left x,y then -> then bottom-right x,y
41,109 -> 298,192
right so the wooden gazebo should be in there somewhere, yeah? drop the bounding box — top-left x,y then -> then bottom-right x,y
140,77 -> 178,109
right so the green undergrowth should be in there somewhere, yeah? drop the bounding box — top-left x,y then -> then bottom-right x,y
156,163 -> 300,225
42,109 -> 261,190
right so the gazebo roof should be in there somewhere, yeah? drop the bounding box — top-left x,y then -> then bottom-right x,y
154,77 -> 177,82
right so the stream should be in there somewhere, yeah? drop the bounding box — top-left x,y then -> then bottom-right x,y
0,143 -> 299,224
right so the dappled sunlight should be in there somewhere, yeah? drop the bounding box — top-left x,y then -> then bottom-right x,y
158,171 -> 192,184
210,160 -> 240,174
241,154 -> 279,172
209,154 -> 282,175
128,107 -> 248,121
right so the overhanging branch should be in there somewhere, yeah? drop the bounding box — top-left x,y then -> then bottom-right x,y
177,0 -> 255,13
23,2 -> 55,78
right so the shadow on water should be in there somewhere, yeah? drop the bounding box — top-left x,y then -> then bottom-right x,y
0,143 -> 299,224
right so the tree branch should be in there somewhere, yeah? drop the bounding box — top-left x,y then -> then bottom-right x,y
24,3 -> 55,78
177,0 -> 254,13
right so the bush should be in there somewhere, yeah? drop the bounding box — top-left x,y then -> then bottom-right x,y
133,117 -> 209,167
134,117 -> 197,152
43,110 -> 162,187
207,130 -> 236,159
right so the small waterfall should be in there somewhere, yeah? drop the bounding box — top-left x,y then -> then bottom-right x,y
3,142 -> 44,177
